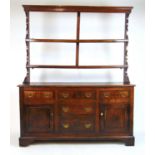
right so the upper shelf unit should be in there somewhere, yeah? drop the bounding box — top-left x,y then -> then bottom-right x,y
22,5 -> 133,84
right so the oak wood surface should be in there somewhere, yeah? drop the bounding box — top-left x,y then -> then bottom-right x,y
27,65 -> 128,69
26,39 -> 128,43
23,5 -> 133,13
19,84 -> 135,146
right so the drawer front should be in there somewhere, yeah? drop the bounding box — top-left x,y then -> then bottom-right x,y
77,90 -> 96,100
58,116 -> 95,133
57,90 -> 74,100
99,89 -> 130,104
24,90 -> 54,104
59,102 -> 96,115
57,90 -> 96,100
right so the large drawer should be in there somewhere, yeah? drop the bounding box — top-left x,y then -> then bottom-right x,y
58,116 -> 95,133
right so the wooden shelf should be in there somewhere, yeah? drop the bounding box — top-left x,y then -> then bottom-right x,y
26,38 -> 128,43
23,5 -> 133,13
27,65 -> 128,69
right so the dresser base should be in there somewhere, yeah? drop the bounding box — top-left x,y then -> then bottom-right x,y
19,136 -> 135,146
18,82 -> 135,147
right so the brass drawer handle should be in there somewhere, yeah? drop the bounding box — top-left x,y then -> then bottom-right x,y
120,91 -> 129,97
85,92 -> 92,98
104,93 -> 110,98
62,123 -> 70,129
84,107 -> 92,112
84,123 -> 92,129
62,93 -> 69,98
43,92 -> 52,98
27,93 -> 34,98
62,107 -> 69,112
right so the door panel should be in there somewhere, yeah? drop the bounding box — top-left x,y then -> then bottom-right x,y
100,104 -> 130,134
25,106 -> 53,133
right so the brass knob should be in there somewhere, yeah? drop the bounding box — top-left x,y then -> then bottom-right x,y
50,112 -> 53,117
62,123 -> 70,129
85,92 -> 92,98
100,112 -> 104,116
84,123 -> 92,129
62,107 -> 69,112
62,93 -> 69,98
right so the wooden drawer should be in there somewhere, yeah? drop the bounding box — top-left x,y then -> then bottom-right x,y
57,90 -> 74,99
58,116 -> 95,133
77,90 -> 96,100
99,89 -> 130,104
24,90 -> 54,104
57,90 -> 96,100
59,102 -> 96,115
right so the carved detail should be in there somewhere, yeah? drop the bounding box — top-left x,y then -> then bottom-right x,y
23,11 -> 30,84
124,13 -> 130,84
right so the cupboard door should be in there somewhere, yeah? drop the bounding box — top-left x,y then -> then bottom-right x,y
100,104 -> 130,134
25,106 -> 53,133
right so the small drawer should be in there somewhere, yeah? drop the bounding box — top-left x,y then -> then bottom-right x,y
78,91 -> 96,100
99,90 -> 129,104
24,90 -> 54,104
59,102 -> 96,115
57,91 -> 74,99
24,91 -> 38,102
40,91 -> 54,103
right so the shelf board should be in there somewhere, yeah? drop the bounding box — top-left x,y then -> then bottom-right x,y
26,38 -> 128,43
23,5 -> 133,13
27,65 -> 128,69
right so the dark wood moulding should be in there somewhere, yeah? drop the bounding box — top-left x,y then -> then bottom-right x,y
27,65 -> 128,69
26,39 -> 128,43
23,5 -> 133,13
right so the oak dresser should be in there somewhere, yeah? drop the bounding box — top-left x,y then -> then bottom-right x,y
18,5 -> 135,146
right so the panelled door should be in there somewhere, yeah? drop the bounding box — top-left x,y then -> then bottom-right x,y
25,106 -> 54,133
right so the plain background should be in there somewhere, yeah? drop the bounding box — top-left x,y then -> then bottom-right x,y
9,0 -> 146,154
